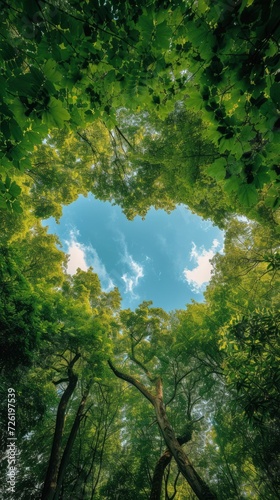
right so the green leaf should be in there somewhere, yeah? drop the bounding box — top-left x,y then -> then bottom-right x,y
44,59 -> 63,84
238,184 -> 258,207
1,42 -> 17,61
154,22 -> 172,50
0,196 -> 8,209
10,99 -> 28,128
23,130 -> 41,148
233,141 -> 243,160
5,175 -> 11,189
43,97 -> 70,128
224,176 -> 241,194
10,120 -> 23,142
253,166 -> 270,189
265,195 -> 280,209
138,15 -> 154,40
207,158 -> 227,181
187,93 -> 203,110
270,82 -> 280,108
12,200 -> 23,213
10,145 -> 26,163
9,73 -> 40,98
240,125 -> 255,142
9,181 -> 21,198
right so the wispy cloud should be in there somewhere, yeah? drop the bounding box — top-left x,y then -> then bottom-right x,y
183,239 -> 222,293
121,253 -> 144,298
120,240 -> 144,299
65,229 -> 115,292
200,220 -> 213,232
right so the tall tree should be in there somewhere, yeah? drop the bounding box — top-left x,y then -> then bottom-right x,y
108,302 -> 218,499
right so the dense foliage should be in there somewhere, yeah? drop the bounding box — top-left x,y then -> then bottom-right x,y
1,0 -> 280,224
1,1 -> 280,499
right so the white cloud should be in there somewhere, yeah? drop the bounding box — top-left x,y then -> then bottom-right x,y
121,245 -> 144,298
183,239 -> 222,293
66,230 -> 88,275
65,230 -> 115,292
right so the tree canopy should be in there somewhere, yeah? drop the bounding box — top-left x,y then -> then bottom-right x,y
1,1 -> 280,499
1,0 -> 280,224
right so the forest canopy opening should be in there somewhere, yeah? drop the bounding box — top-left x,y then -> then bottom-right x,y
0,1 -> 280,499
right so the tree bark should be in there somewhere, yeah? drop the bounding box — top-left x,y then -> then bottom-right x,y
153,395 -> 215,500
53,386 -> 90,500
41,353 -> 80,500
150,449 -> 172,500
149,431 -> 192,500
108,360 -> 216,500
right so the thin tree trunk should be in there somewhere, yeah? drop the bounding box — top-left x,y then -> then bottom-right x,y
53,386 -> 90,500
41,354 -> 80,500
149,431 -> 192,500
108,360 -> 216,500
150,449 -> 172,500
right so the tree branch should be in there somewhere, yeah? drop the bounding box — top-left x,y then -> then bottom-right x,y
108,360 -> 155,405
130,340 -> 156,383
109,359 -> 216,499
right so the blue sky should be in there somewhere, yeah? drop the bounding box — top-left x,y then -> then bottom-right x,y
44,194 -> 224,311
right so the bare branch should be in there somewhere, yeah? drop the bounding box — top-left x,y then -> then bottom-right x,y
115,125 -> 135,150
130,341 -> 156,382
166,368 -> 196,407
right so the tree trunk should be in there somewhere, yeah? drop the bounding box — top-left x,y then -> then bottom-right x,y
150,449 -> 172,500
53,387 -> 90,500
153,395 -> 216,500
108,361 -> 217,500
149,431 -> 193,500
41,354 -> 80,500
